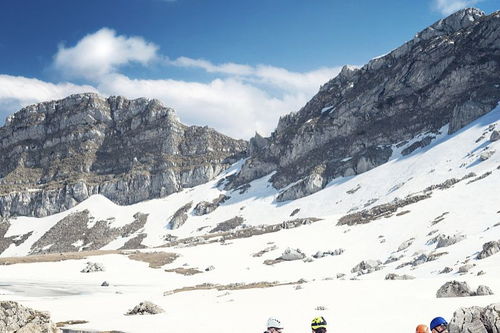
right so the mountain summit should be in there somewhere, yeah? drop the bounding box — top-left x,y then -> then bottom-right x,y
229,8 -> 500,201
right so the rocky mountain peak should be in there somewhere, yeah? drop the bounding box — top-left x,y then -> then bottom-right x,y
416,8 -> 485,41
229,8 -> 500,201
0,94 -> 247,217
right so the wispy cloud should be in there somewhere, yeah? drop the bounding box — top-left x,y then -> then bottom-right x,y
53,28 -> 159,80
1,29 -> 343,139
168,56 -> 341,96
432,0 -> 480,15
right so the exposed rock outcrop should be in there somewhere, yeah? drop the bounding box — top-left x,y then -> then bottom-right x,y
209,216 -> 244,233
192,194 -> 229,216
337,194 -> 431,226
0,94 -> 247,217
449,303 -> 500,333
81,261 -> 105,273
385,273 -> 415,280
435,234 -> 466,248
0,301 -> 59,333
229,9 -> 500,200
168,202 -> 193,230
491,130 -> 500,142
351,259 -> 382,275
397,238 -> 415,252
28,210 -> 148,255
313,249 -> 344,258
280,248 -> 306,261
437,281 -> 495,298
477,240 -> 500,259
125,301 -> 164,315
437,281 -> 474,297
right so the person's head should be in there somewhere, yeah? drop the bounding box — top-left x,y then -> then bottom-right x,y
266,317 -> 283,333
430,317 -> 448,333
311,316 -> 327,333
416,324 -> 430,333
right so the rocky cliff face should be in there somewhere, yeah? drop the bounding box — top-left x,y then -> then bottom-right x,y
229,8 -> 500,200
0,93 -> 247,217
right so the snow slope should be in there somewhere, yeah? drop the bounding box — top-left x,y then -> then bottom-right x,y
0,106 -> 499,332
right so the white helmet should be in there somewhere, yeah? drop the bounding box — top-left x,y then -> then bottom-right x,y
267,317 -> 284,329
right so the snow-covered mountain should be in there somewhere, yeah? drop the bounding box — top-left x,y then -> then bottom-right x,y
0,99 -> 499,333
1,7 -> 500,333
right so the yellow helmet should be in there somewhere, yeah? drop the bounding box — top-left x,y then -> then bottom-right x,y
311,316 -> 327,330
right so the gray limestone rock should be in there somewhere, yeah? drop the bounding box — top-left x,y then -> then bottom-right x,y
384,254 -> 403,264
351,259 -> 383,275
491,130 -> 500,142
416,8 -> 485,41
0,93 -> 247,218
477,240 -> 500,259
436,234 -> 466,248
437,281 -> 474,298
449,303 -> 500,333
480,150 -> 496,161
125,301 -> 164,315
168,202 -> 193,230
192,195 -> 229,216
458,263 -> 475,273
276,168 -> 325,202
228,9 -> 500,199
0,301 -> 59,333
476,285 -> 494,296
385,273 -> 415,280
397,238 -> 415,252
313,248 -> 344,258
81,261 -> 105,273
209,216 -> 244,233
440,267 -> 454,274
280,247 -> 306,261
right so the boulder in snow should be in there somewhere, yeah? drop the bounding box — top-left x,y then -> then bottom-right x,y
458,263 -> 475,273
476,285 -> 494,296
479,150 -> 495,161
397,238 -> 415,252
81,262 -> 105,273
439,266 -> 454,274
490,130 -> 500,142
125,301 -> 164,315
280,248 -> 306,261
477,240 -> 500,259
351,260 -> 382,275
436,281 -> 474,298
436,234 -> 466,248
385,273 -> 415,280
312,248 -> 344,258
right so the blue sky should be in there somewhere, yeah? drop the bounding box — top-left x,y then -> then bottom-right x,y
0,0 -> 498,138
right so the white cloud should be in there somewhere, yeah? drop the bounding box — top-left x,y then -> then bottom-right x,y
432,0 -> 480,15
169,56 -> 341,96
0,74 -> 97,122
96,74 -> 308,138
169,57 -> 254,76
1,30 -> 344,140
53,28 -> 158,80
